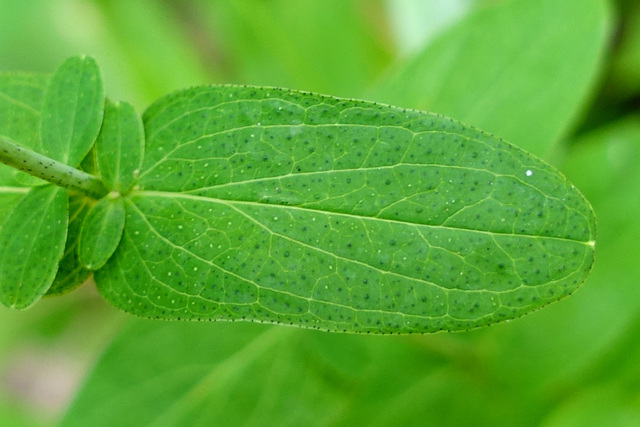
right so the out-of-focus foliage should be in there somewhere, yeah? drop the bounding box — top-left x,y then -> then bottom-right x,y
1,0 -> 640,425
373,0 -> 610,158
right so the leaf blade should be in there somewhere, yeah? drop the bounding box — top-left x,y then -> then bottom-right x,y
46,194 -> 92,296
0,72 -> 49,187
0,185 -> 68,309
96,85 -> 596,333
78,196 -> 125,270
96,100 -> 144,194
40,55 -> 105,166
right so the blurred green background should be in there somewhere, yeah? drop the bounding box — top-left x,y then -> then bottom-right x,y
1,0 -> 640,425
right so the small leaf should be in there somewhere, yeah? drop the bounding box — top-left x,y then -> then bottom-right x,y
0,185 -> 68,309
40,55 -> 105,167
78,195 -> 125,270
0,191 -> 26,226
96,86 -> 596,333
96,100 -> 144,194
0,72 -> 49,187
47,194 -> 92,296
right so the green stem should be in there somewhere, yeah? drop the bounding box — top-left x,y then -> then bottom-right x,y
0,136 -> 108,199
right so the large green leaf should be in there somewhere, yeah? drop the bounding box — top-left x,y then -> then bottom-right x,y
0,185 -> 68,309
372,0 -> 611,157
40,55 -> 105,167
95,85 -> 595,333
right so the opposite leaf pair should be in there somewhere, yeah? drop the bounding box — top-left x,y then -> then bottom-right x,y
0,56 -> 142,308
80,99 -> 144,269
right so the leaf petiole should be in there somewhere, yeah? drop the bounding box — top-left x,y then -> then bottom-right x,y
0,135 -> 108,199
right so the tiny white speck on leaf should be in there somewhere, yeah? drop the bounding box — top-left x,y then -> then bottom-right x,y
526,170 -> 533,176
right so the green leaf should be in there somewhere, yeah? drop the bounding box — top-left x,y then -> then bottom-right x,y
79,196 -> 126,270
609,2 -> 640,99
541,384 -> 640,427
60,322 -> 332,426
0,191 -> 26,226
40,55 -> 105,167
47,194 -> 92,296
0,185 -> 68,309
96,100 -> 144,194
193,0 -> 390,97
0,72 -> 49,187
60,320 -> 502,426
371,0 -> 611,157
95,86 -> 595,333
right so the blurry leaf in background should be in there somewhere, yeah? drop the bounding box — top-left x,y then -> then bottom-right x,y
608,1 -> 640,100
0,288 -> 126,427
541,383 -> 640,427
0,0 -> 71,71
91,0 -> 215,103
61,321 -> 506,426
384,0 -> 474,56
372,0 -> 611,157
191,0 -> 391,97
62,322 -> 306,426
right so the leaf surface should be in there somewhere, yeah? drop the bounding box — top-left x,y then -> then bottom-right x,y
79,196 -> 126,270
96,100 -> 144,194
0,185 -> 68,309
40,55 -> 105,166
95,85 -> 596,333
47,194 -> 92,295
0,73 -> 48,188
